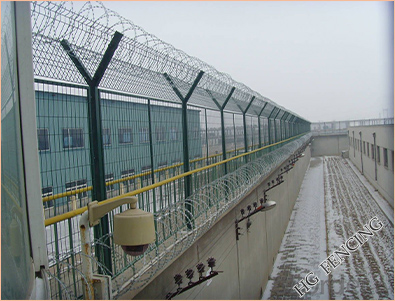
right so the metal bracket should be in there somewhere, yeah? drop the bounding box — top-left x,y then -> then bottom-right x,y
166,258 -> 222,300
235,196 -> 277,240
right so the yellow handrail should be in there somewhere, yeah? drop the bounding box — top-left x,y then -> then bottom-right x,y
42,144 -> 258,202
44,133 -> 307,226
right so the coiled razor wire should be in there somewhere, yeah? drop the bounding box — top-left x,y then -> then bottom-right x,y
41,134 -> 311,298
110,134 -> 311,297
31,1 -> 311,297
30,1 -> 307,120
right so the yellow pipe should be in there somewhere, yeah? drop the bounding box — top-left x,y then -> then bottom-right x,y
42,186 -> 93,202
43,143 -> 258,203
43,142 -> 252,203
45,206 -> 88,226
44,133 -> 307,226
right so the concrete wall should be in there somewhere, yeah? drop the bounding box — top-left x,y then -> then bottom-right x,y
311,134 -> 349,157
124,146 -> 311,300
348,125 -> 394,206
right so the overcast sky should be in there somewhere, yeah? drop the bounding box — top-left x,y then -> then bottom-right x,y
103,1 -> 394,122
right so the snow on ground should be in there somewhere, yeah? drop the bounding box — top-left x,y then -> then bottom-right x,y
263,156 -> 394,300
346,158 -> 394,226
324,156 -> 394,299
262,157 -> 329,300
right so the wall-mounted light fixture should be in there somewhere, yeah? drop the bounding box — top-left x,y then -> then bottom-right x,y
234,143 -> 307,240
279,164 -> 293,176
235,181 -> 279,241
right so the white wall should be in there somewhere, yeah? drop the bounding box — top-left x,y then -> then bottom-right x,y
120,146 -> 312,300
311,134 -> 349,156
348,125 -> 394,206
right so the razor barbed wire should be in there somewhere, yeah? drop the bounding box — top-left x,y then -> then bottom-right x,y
30,1 -> 307,118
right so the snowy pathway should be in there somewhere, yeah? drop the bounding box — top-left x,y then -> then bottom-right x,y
324,156 -> 394,299
263,157 -> 329,299
263,156 -> 394,300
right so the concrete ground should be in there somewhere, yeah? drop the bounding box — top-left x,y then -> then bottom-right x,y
262,156 -> 394,300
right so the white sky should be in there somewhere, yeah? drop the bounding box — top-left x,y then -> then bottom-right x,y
103,1 -> 394,122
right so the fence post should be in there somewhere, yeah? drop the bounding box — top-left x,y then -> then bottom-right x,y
237,96 -> 255,160
282,112 -> 290,140
257,102 -> 268,148
147,100 -> 158,212
60,31 -> 123,274
373,132 -> 377,181
206,87 -> 235,174
359,131 -> 364,175
267,108 -> 275,145
273,109 -> 281,143
279,117 -> 283,141
163,71 -> 204,229
286,113 -> 290,138
204,109 -> 209,167
233,114 -> 237,154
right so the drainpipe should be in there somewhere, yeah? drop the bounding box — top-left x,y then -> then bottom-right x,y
359,131 -> 363,174
373,132 -> 377,181
352,131 -> 355,157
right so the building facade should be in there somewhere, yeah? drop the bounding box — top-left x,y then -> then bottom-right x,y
348,124 -> 394,205
35,90 -> 202,216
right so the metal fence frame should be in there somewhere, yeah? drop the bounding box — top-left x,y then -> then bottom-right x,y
30,2 -> 311,299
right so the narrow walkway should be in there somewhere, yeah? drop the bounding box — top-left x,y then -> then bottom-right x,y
263,156 -> 394,300
262,157 -> 329,299
324,156 -> 394,299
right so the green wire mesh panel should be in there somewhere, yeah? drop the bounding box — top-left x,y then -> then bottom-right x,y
30,1 -> 310,299
35,80 -> 92,299
233,114 -> 244,155
223,112 -> 235,157
251,116 -> 259,150
110,133 -> 312,296
30,2 -> 310,120
100,91 -> 152,210
36,81 -> 92,218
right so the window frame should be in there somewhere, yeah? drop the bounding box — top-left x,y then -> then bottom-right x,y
367,142 -> 370,157
121,169 -> 135,193
63,128 -> 84,149
139,127 -> 150,144
65,179 -> 88,202
37,128 -> 50,151
102,128 -> 111,146
119,128 -> 133,144
156,126 -> 166,142
105,173 -> 114,193
383,148 -> 388,167
42,186 -> 53,209
170,127 -> 179,141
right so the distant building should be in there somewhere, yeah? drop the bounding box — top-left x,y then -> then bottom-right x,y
348,124 -> 394,205
35,90 -> 202,215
